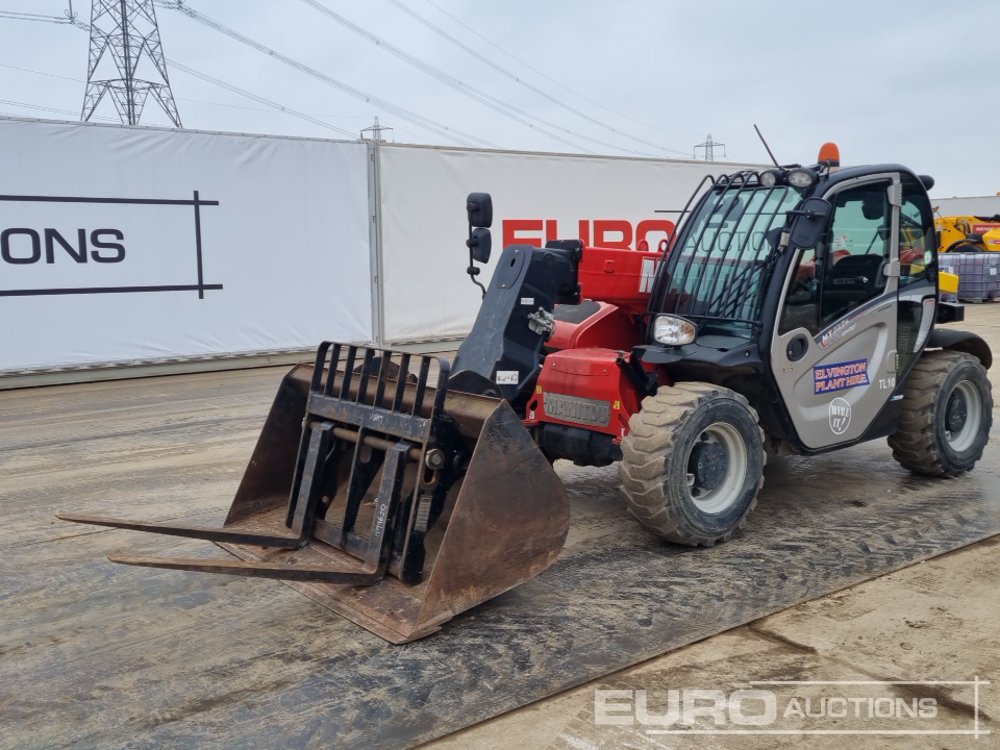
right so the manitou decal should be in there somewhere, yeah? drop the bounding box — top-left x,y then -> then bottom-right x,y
502,218 -> 675,250
0,191 -> 222,299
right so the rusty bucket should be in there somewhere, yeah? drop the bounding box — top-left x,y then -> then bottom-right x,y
60,344 -> 570,643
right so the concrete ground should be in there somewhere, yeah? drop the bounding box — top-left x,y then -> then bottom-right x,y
421,305 -> 1000,749
2,308 -> 997,749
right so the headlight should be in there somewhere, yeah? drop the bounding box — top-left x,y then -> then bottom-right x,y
759,169 -> 781,188
787,169 -> 817,189
653,315 -> 696,346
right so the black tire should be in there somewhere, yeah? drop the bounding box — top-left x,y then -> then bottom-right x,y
619,382 -> 765,546
888,350 -> 992,476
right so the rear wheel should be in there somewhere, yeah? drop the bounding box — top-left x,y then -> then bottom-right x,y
619,383 -> 765,546
888,350 -> 992,476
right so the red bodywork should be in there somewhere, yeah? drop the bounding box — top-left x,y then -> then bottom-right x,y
525,245 -> 665,441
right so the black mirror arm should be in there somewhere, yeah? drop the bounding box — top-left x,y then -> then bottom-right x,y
466,228 -> 487,298
786,207 -> 826,220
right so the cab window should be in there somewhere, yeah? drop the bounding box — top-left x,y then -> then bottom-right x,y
897,175 -> 936,374
898,176 -> 935,288
778,180 -> 892,334
778,247 -> 819,334
819,182 -> 891,324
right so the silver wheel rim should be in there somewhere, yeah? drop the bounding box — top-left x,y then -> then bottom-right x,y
685,422 -> 748,514
945,380 -> 982,452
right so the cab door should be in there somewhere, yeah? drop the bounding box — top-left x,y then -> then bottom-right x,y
769,174 -> 901,449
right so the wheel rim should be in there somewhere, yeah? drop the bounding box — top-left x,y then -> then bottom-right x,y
945,380 -> 982,452
685,422 -> 748,514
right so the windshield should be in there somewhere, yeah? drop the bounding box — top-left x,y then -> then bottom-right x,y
654,178 -> 803,337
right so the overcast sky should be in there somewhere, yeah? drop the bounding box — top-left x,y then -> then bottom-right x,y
0,0 -> 998,198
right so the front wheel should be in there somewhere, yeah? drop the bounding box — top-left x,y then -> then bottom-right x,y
619,382 -> 765,546
888,350 -> 992,476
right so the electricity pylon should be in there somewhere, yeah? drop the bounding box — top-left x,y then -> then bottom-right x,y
81,0 -> 182,126
694,133 -> 725,161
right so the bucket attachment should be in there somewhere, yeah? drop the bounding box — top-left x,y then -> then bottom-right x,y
59,344 -> 569,643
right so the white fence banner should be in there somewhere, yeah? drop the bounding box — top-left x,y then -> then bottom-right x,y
376,144 -> 761,343
0,119 -> 372,372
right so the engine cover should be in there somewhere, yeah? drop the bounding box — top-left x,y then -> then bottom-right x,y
525,347 -> 643,439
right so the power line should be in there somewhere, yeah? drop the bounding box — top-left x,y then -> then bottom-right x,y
0,60 -> 362,119
167,60 -> 359,138
0,96 -> 116,122
385,0 -> 689,156
0,19 -> 363,138
419,0 -> 701,143
158,0 -> 494,149
0,62 -> 82,83
298,0 -> 616,155
0,10 -> 75,24
0,4 -> 78,26
3,1 -> 660,156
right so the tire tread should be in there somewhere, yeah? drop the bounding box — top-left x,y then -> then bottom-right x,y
618,382 -> 765,546
888,350 -> 992,477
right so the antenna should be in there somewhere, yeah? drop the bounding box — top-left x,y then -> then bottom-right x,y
753,124 -> 780,167
81,0 -> 182,127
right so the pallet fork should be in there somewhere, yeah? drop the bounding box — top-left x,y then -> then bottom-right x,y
60,344 -> 569,643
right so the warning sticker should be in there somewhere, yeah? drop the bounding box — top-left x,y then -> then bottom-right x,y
814,359 -> 870,394
495,370 -> 519,385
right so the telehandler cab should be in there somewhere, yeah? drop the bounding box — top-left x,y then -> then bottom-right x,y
61,144 -> 993,642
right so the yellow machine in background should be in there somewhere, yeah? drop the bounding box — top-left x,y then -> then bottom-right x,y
936,214 -> 1000,253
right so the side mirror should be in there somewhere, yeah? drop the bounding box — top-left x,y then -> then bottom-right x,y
467,192 -> 493,229
788,197 -> 832,249
468,227 -> 492,264
464,193 -> 493,298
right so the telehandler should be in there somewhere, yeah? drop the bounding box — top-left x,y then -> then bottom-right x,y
937,214 -> 1000,253
61,144 -> 993,643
